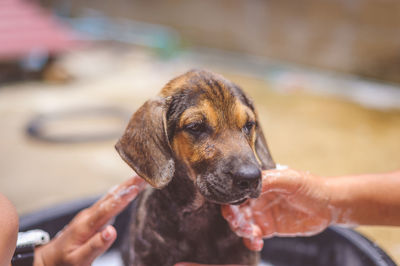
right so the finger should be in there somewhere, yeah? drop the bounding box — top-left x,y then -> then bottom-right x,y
221,205 -> 243,231
223,204 -> 262,239
243,236 -> 264,251
95,175 -> 146,208
72,225 -> 117,265
221,205 -> 236,223
254,196 -> 287,238
84,176 -> 146,232
234,217 -> 262,239
261,169 -> 303,194
221,200 -> 250,222
241,221 -> 263,249
222,206 -> 247,234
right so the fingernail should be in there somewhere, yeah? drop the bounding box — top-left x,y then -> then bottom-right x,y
102,226 -> 112,241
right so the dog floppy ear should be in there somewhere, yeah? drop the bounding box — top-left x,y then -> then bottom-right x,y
115,97 -> 174,189
255,120 -> 276,170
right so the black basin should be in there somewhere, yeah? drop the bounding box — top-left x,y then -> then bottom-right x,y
19,197 -> 396,266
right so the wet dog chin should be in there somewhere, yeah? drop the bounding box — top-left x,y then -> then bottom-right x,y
200,189 -> 251,205
207,188 -> 261,205
205,195 -> 249,205
196,178 -> 260,205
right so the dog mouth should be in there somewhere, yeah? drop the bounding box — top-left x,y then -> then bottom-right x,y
206,194 -> 249,205
229,198 -> 248,205
228,189 -> 260,205
200,181 -> 255,205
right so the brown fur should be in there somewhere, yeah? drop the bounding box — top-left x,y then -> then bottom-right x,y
116,69 -> 275,266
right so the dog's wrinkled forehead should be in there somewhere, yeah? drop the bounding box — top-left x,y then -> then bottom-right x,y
161,70 -> 254,136
162,70 -> 254,109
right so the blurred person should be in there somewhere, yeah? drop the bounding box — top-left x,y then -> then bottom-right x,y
176,168 -> 400,266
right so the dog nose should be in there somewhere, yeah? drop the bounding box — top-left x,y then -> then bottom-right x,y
233,165 -> 261,190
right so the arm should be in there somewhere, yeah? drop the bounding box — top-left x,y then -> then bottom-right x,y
327,170 -> 400,226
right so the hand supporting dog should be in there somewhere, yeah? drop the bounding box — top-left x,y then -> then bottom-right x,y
33,176 -> 145,266
222,168 -> 400,251
222,168 -> 332,251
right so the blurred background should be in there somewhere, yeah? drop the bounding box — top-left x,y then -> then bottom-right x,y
0,0 -> 399,263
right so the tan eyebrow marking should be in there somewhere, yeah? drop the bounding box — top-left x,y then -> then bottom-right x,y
179,100 -> 219,129
234,99 -> 256,128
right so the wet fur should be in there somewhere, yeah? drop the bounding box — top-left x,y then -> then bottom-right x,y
116,70 -> 275,266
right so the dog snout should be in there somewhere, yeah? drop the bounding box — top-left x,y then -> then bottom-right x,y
233,164 -> 261,191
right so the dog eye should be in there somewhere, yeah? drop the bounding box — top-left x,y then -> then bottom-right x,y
184,122 -> 205,134
243,121 -> 255,134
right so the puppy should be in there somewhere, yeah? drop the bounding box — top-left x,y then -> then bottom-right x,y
116,69 -> 275,266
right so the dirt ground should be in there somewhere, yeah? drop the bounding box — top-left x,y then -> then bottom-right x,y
1,45 -> 400,263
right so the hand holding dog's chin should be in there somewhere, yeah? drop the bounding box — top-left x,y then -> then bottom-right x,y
34,176 -> 145,266
221,168 -> 333,251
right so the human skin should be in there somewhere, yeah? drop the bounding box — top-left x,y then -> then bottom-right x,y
0,193 -> 18,266
33,176 -> 145,266
176,168 -> 400,266
326,170 -> 400,226
222,168 -> 400,251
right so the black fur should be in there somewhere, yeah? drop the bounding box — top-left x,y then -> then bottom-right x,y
122,163 -> 258,266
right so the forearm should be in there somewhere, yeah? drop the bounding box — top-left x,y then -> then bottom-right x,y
326,170 -> 400,226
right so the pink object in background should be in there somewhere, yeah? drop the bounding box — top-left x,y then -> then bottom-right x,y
0,0 -> 79,61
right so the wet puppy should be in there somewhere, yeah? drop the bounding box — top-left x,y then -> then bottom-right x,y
116,69 -> 275,266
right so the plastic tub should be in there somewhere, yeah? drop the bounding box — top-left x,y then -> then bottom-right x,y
19,197 -> 396,266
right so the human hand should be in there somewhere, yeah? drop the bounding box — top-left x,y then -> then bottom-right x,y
34,175 -> 146,266
222,168 -> 333,251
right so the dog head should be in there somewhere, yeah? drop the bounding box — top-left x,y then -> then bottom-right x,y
116,70 -> 275,204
